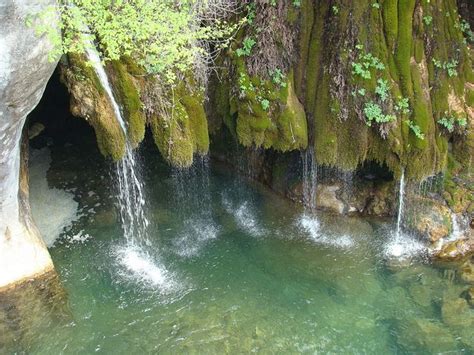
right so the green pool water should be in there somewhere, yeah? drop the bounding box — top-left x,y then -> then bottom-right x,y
1,144 -> 473,354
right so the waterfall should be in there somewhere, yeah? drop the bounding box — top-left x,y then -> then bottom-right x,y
396,169 -> 405,238
171,156 -> 220,257
298,149 -> 321,241
302,149 -> 317,211
383,168 -> 425,261
84,47 -> 149,246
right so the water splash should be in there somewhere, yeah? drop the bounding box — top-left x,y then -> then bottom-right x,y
383,233 -> 426,260
450,213 -> 465,240
222,194 -> 266,237
116,245 -> 176,291
384,169 -> 428,261
171,156 -> 220,256
84,46 -> 149,246
298,215 -> 354,249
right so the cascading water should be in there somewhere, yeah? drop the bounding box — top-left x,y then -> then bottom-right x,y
384,169 -> 425,260
171,156 -> 220,257
396,169 -> 405,238
84,46 -> 149,246
298,149 -> 322,240
301,149 -> 318,211
83,46 -> 173,288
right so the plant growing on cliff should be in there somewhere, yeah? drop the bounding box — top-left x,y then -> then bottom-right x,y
395,97 -> 410,115
363,102 -> 395,127
456,19 -> 474,43
270,68 -> 287,88
352,48 -> 385,80
432,58 -> 458,77
405,120 -> 425,140
437,114 -> 467,133
28,0 -> 242,84
375,79 -> 390,102
236,37 -> 256,57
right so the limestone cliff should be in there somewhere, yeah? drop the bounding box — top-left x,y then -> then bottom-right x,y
0,0 -> 58,290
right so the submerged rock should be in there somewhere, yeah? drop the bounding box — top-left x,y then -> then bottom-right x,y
460,287 -> 474,307
459,257 -> 474,284
396,318 -> 457,353
441,297 -> 473,328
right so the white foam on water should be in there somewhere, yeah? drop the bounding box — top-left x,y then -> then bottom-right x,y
116,245 -> 177,292
68,231 -> 92,244
173,219 -> 220,258
29,148 -> 79,247
383,231 -> 426,261
297,214 -> 354,249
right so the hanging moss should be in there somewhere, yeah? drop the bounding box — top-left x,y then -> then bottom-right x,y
149,77 -> 210,168
61,54 -> 126,160
206,0 -> 472,185
108,61 -> 146,148
150,97 -> 194,168
181,95 -> 210,155
231,56 -> 308,151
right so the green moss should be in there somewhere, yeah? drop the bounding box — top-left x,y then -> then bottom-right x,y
149,77 -> 210,167
233,57 -> 307,151
294,0 -> 314,98
150,102 -> 194,168
266,77 -> 308,151
109,61 -> 146,148
304,0 -> 327,112
67,53 -> 104,95
181,95 -> 210,155
395,0 -> 416,99
63,54 -> 126,160
466,87 -> 474,107
382,0 -> 398,53
93,115 -> 127,161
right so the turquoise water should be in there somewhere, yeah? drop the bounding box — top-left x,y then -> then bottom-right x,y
1,144 -> 473,354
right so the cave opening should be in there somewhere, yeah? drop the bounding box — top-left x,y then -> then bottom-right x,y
356,160 -> 394,183
26,66 -> 98,153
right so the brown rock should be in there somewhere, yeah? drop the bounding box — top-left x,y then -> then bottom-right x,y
397,318 -> 456,353
460,287 -> 474,307
316,184 -> 345,214
434,239 -> 472,262
405,197 -> 452,243
441,297 -> 473,328
459,257 -> 474,284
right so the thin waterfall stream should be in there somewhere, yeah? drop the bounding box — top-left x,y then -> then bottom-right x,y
84,46 -> 149,246
302,148 -> 318,212
396,169 -> 405,238
82,46 -> 173,288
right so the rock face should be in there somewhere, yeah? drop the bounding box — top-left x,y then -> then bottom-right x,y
0,0 -> 58,290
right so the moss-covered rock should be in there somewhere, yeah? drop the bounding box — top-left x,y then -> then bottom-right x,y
149,78 -> 210,168
232,58 -> 307,152
60,54 -> 126,160
108,60 -> 146,148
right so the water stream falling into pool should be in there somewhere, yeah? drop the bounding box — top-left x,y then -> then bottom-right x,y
82,45 -> 172,288
396,169 -> 405,238
302,148 -> 318,211
84,46 -> 149,246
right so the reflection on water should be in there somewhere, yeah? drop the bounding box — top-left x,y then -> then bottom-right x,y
1,144 -> 473,354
